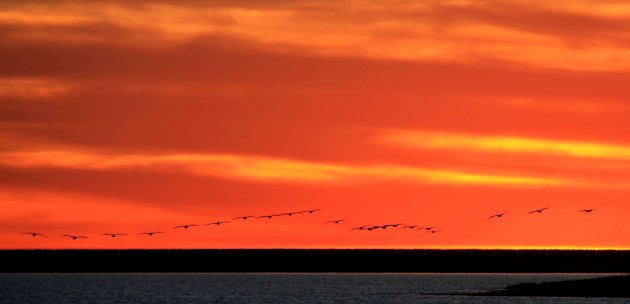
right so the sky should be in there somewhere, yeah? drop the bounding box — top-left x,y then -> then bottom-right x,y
1,0 -> 630,249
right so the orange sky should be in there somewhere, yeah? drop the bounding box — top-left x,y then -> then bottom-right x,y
1,0 -> 630,249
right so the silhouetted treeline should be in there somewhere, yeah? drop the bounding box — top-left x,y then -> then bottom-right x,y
2,249 -> 630,273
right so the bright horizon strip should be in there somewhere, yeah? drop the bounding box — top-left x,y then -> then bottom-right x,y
379,130 -> 630,161
0,149 -> 571,186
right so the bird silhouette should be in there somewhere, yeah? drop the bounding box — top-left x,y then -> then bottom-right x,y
350,225 -> 371,231
427,230 -> 442,234
206,221 -> 230,226
233,216 -> 255,220
419,226 -> 436,231
400,225 -> 419,229
528,207 -> 549,214
102,233 -> 127,238
257,214 -> 277,219
279,211 -> 299,216
300,209 -> 322,214
488,213 -> 505,219
139,231 -> 164,236
579,209 -> 595,213
61,234 -> 88,240
367,225 -> 382,231
174,224 -> 198,229
382,223 -> 404,229
324,219 -> 347,224
21,232 -> 45,237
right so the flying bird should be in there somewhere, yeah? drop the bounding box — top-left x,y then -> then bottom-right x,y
367,225 -> 382,231
528,207 -> 549,214
427,230 -> 442,234
102,233 -> 127,238
382,224 -> 404,229
279,212 -> 299,216
350,225 -> 371,231
579,209 -> 595,213
400,225 -> 419,229
257,214 -> 277,219
61,234 -> 88,240
21,232 -> 45,237
206,221 -> 230,226
233,216 -> 256,220
300,209 -> 322,214
174,224 -> 198,229
324,219 -> 347,224
139,232 -> 164,236
419,227 -> 436,231
488,213 -> 505,219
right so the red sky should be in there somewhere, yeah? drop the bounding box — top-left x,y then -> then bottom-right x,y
2,0 -> 630,249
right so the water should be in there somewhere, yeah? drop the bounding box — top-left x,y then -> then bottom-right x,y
0,273 -> 625,304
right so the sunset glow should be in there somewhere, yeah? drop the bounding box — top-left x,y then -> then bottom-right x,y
2,0 -> 630,249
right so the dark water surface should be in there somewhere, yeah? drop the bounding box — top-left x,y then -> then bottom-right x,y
0,273 -> 625,304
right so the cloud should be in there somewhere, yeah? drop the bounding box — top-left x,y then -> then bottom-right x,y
1,37 -> 629,159
3,1 -> 630,70
0,149 -> 571,187
0,78 -> 73,99
378,129 -> 630,161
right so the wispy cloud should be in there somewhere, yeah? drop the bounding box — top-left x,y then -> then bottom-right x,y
378,129 -> 630,161
0,149 -> 571,187
3,1 -> 630,70
0,78 -> 73,99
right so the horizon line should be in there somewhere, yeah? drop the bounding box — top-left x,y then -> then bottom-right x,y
4,247 -> 630,251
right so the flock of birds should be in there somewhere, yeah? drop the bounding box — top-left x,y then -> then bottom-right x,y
487,208 -> 595,219
20,207 -> 597,241
21,209 -> 322,240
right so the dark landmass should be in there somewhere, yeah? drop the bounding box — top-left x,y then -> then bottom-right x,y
479,275 -> 630,298
2,249 -> 630,273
